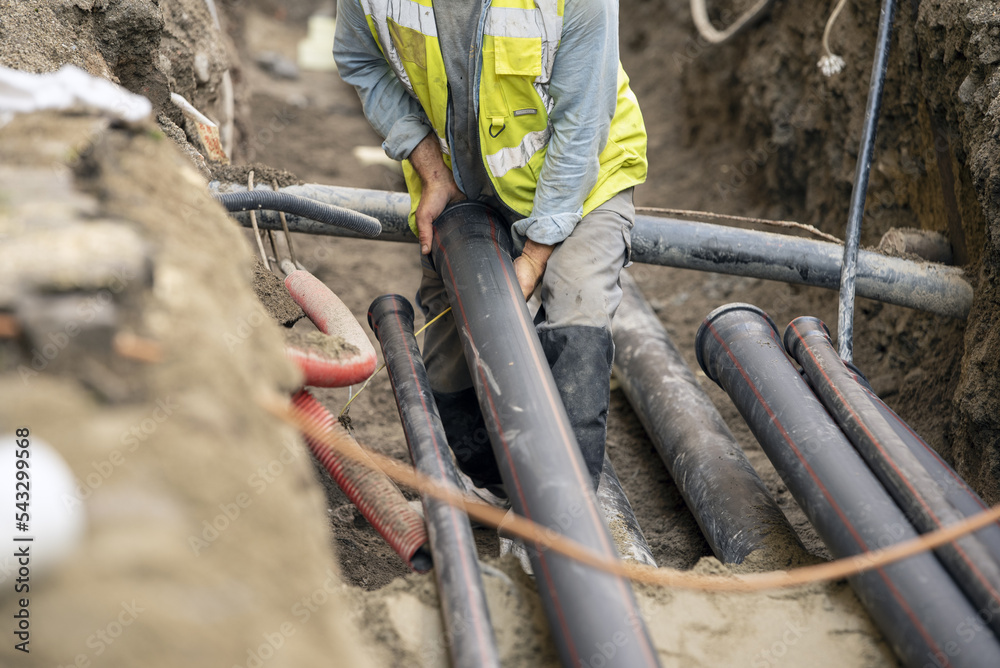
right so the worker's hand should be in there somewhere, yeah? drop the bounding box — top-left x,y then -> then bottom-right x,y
514,240 -> 554,299
416,179 -> 464,255
408,132 -> 464,255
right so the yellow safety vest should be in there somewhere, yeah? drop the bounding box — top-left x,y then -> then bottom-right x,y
359,0 -> 647,234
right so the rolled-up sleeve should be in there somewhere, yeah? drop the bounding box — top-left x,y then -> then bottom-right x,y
511,0 -> 619,244
333,0 -> 432,160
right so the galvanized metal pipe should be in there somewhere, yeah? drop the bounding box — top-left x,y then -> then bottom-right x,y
368,294 -> 501,668
613,271 -> 803,564
213,183 -> 972,319
430,201 -> 660,668
696,303 -> 1000,668
785,316 -> 1000,637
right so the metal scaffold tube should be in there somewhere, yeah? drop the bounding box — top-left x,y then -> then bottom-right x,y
430,201 -> 660,668
368,294 -> 501,668
695,303 -> 1000,668
784,316 -> 1000,636
214,183 -> 972,320
613,271 -> 804,564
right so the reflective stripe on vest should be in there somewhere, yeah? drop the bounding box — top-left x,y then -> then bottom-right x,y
358,0 -> 646,228
360,0 -> 562,181
363,0 -> 437,99
485,126 -> 550,179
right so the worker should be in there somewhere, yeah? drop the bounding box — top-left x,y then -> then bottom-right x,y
334,0 -> 647,498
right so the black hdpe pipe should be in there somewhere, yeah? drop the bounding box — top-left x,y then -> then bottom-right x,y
837,0 -> 898,362
216,183 -> 973,320
785,316 -> 1000,634
368,294 -> 501,668
696,303 -> 1000,668
212,189 -> 382,237
430,201 -> 660,668
613,271 -> 804,564
853,369 -> 1000,563
597,454 -> 657,567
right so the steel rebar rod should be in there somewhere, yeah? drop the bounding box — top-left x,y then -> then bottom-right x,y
613,271 -> 804,564
785,316 -> 1000,637
696,303 -> 1000,668
213,184 -> 972,320
430,201 -> 660,668
838,0 -> 898,362
368,294 -> 501,668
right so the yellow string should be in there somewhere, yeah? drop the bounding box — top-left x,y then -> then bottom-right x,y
339,307 -> 453,416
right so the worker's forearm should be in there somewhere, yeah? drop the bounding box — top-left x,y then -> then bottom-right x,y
409,133 -> 457,189
409,132 -> 464,254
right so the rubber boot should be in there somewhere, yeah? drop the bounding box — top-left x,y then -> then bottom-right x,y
431,387 -> 506,494
536,325 -> 614,491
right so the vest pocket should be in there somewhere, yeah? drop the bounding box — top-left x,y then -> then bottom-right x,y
493,36 -> 542,77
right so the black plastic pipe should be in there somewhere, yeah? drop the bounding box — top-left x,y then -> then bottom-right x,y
838,0 -> 898,362
613,271 -> 803,564
213,183 -> 973,320
430,201 -> 660,668
785,316 -> 1000,634
212,189 -> 382,237
368,294 -> 501,668
596,454 -> 657,567
696,303 -> 1000,668
851,369 -> 1000,563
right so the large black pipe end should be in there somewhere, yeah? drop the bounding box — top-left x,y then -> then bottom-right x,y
368,294 -> 415,337
782,316 -> 872,387
782,316 -> 831,359
695,303 -> 781,383
432,201 -> 514,258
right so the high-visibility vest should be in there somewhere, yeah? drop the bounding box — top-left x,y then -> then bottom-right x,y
358,0 -> 648,234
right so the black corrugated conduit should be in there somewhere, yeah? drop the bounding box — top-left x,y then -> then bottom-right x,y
613,271 -> 804,564
212,189 -> 382,237
216,184 -> 973,320
785,316 -> 1000,637
430,201 -> 660,668
368,294 -> 501,668
696,303 -> 1000,668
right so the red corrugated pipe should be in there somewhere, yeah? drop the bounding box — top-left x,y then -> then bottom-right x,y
292,388 -> 430,572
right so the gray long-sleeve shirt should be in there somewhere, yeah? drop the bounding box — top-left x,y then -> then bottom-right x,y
333,0 -> 621,244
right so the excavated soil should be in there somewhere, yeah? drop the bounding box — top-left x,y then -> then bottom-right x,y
5,0 -> 1000,666
283,328 -> 358,360
252,256 -> 305,325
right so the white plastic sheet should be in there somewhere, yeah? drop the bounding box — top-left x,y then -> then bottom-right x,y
0,64 -> 152,126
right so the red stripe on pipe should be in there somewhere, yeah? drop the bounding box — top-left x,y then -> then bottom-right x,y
706,320 -> 944,660
434,222 -> 657,668
292,389 -> 429,571
788,321 -> 1000,608
384,306 -> 495,660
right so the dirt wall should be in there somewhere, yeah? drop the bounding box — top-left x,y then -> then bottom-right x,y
628,0 -> 1000,501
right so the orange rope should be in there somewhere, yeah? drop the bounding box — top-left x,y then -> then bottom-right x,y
260,391 -> 1000,592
